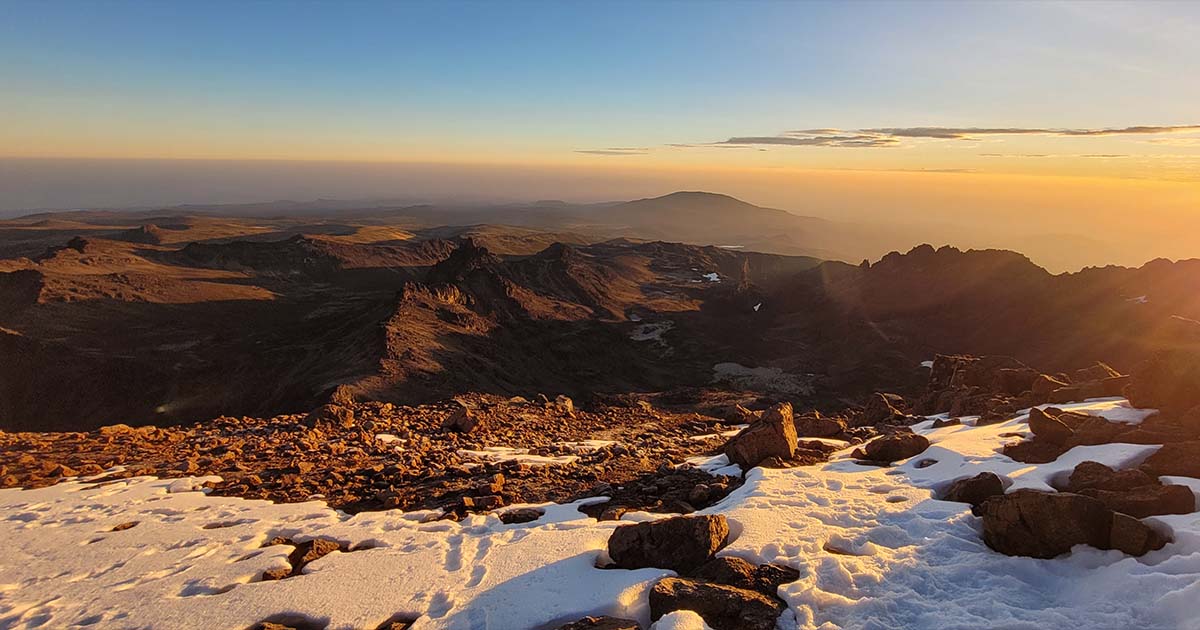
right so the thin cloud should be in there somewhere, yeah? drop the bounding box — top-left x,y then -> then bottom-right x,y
574,147 -> 649,156
980,153 -> 1130,159
677,125 -> 1200,150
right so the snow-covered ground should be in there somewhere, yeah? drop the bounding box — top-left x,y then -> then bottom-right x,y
1,398 -> 1198,630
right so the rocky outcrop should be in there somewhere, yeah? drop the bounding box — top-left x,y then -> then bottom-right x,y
723,403 -> 796,469
979,489 -> 1169,558
607,514 -> 729,573
648,577 -> 784,630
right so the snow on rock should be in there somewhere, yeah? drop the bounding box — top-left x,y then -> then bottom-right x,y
702,272 -> 720,282
2,398 -> 1199,630
650,610 -> 714,629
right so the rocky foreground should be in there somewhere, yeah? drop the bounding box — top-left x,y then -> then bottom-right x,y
2,350 -> 1200,629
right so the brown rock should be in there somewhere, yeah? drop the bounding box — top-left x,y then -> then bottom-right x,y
979,489 -> 1170,558
1031,374 -> 1068,398
1141,441 -> 1200,478
690,556 -> 799,598
498,507 -> 543,524
1079,485 -> 1195,518
607,514 -> 729,573
649,577 -> 784,630
1066,461 -> 1154,493
793,411 -> 845,438
1109,512 -> 1169,556
1125,349 -> 1200,414
1027,408 -> 1073,445
863,393 -> 906,424
288,538 -> 342,569
442,404 -> 480,433
941,472 -> 1005,508
862,432 -> 929,463
1074,362 -> 1122,383
554,617 -> 641,630
980,490 -> 1109,558
723,403 -> 796,469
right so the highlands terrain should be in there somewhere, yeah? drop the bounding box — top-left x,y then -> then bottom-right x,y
3,192 -> 1200,630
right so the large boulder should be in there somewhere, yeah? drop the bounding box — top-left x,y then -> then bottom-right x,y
1125,349 -> 1200,414
941,472 -> 1005,509
607,515 -> 729,573
979,490 -> 1168,558
862,432 -> 929,463
723,403 -> 796,468
1027,408 -> 1074,445
1141,441 -> 1200,478
649,577 -> 784,630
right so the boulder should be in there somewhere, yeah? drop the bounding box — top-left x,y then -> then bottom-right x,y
442,404 -> 480,433
979,489 -> 1168,558
862,432 -> 929,463
941,472 -> 1005,508
1141,441 -> 1200,478
1109,512 -> 1170,556
1125,349 -> 1200,414
1027,408 -> 1074,445
1066,461 -> 1154,492
863,393 -> 906,424
649,577 -> 784,630
554,617 -> 641,630
793,411 -> 845,437
607,515 -> 729,573
690,556 -> 799,598
723,403 -> 796,469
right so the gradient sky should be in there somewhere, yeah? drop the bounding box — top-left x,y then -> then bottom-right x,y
1,0 -> 1199,220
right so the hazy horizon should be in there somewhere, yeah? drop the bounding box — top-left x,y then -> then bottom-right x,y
2,1 -> 1198,270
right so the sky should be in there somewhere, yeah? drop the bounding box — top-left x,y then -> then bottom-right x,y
1,0 -> 1199,258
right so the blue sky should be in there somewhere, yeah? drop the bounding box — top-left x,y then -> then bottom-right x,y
3,0 -> 1199,166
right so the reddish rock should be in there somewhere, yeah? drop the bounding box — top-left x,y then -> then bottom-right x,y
793,411 -> 845,437
862,432 -> 929,463
607,514 -> 729,573
723,403 -> 796,469
979,489 -> 1168,558
649,577 -> 784,630
1027,408 -> 1073,445
941,472 -> 1005,508
554,616 -> 641,630
1141,441 -> 1200,478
